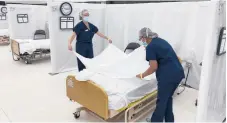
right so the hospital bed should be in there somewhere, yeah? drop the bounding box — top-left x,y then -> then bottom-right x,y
11,39 -> 50,64
66,75 -> 157,122
66,43 -> 185,122
66,43 -> 158,122
0,29 -> 9,45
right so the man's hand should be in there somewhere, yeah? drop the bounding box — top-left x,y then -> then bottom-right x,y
68,44 -> 72,51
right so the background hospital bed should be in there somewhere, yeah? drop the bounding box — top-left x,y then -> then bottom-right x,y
66,76 -> 157,122
0,29 -> 10,45
11,39 -> 50,64
11,29 -> 50,64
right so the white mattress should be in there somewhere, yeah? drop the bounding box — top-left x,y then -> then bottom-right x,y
0,29 -> 9,36
73,70 -> 157,110
91,73 -> 157,110
15,39 -> 50,54
72,44 -> 158,110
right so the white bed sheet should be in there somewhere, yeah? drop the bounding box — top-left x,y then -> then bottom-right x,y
72,44 -> 158,110
15,39 -> 50,54
74,44 -> 154,80
75,44 -> 127,70
0,29 -> 9,36
97,46 -> 152,79
73,71 -> 157,110
91,74 -> 157,110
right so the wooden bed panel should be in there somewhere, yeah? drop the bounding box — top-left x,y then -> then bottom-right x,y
66,75 -> 109,120
11,39 -> 20,56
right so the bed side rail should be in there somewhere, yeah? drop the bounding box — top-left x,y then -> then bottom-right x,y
66,75 -> 109,120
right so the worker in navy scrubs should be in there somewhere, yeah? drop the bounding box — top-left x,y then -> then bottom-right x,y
136,27 -> 185,122
68,9 -> 112,71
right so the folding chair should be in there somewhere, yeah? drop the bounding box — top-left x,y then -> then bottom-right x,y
124,42 -> 140,53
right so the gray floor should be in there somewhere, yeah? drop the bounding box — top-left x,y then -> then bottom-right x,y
0,45 -> 198,122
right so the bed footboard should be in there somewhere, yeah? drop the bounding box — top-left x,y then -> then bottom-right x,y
66,75 -> 109,120
11,39 -> 20,56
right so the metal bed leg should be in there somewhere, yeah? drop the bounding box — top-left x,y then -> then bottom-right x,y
195,99 -> 198,106
223,117 -> 226,123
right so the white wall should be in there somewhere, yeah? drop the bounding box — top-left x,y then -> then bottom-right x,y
49,2 -> 106,73
105,2 -> 216,89
50,1 -> 222,90
8,5 -> 48,39
197,1 -> 226,122
105,4 -> 127,50
0,6 -> 8,29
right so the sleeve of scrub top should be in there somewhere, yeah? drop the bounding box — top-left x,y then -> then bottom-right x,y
73,24 -> 81,35
146,45 -> 157,61
93,24 -> 99,33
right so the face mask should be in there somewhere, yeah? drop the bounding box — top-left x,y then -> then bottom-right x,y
83,16 -> 89,22
142,42 -> 148,47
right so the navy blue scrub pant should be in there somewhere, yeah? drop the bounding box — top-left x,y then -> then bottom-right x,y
76,43 -> 94,72
150,80 -> 181,122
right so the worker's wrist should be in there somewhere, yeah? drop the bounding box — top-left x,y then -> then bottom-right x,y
105,36 -> 109,41
140,73 -> 143,79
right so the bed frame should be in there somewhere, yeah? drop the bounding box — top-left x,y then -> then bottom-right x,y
66,75 -> 157,122
0,36 -> 10,45
11,39 -> 50,64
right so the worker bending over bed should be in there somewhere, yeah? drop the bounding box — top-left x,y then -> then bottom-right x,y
68,9 -> 112,71
136,27 -> 185,122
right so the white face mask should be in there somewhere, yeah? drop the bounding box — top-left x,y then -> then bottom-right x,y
142,42 -> 148,47
83,16 -> 89,22
140,38 -> 148,47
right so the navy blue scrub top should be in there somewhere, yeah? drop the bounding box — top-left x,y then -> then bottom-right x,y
146,37 -> 185,83
73,21 -> 98,43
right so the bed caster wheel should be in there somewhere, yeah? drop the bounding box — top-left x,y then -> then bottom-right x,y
73,111 -> 80,119
25,60 -> 29,64
25,60 -> 32,64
